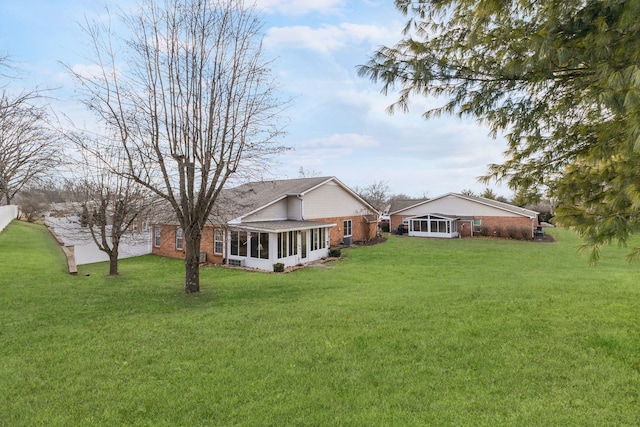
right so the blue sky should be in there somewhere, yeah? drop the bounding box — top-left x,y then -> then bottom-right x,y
0,0 -> 510,198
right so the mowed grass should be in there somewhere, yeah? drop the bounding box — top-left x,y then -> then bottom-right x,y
1,221 -> 639,426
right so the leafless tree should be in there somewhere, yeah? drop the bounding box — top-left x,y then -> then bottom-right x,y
16,180 -> 67,222
68,0 -> 288,292
297,166 -> 322,178
0,90 -> 62,205
66,135 -> 155,276
354,180 -> 390,213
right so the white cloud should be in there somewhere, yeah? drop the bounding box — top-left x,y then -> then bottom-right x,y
255,0 -> 344,16
304,133 -> 379,149
70,63 -> 109,80
265,22 -> 399,54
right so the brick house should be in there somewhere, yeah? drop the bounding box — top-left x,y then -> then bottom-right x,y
389,193 -> 539,239
152,176 -> 377,270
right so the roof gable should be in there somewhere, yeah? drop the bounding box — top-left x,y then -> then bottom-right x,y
219,176 -> 375,222
390,193 -> 538,218
389,198 -> 429,214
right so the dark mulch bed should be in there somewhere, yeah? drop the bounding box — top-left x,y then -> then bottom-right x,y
533,233 -> 555,243
356,235 -> 388,246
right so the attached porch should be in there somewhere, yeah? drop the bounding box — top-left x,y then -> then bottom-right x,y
407,213 -> 459,238
227,220 -> 335,271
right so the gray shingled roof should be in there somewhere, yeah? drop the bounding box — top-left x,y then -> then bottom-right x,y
220,176 -> 332,220
389,198 -> 429,214
151,176 -> 374,226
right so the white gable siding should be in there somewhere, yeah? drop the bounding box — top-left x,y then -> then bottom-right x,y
402,195 -> 527,217
304,181 -> 369,219
287,196 -> 303,220
243,199 -> 288,222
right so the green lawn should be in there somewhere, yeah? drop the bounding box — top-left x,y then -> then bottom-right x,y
1,221 -> 639,426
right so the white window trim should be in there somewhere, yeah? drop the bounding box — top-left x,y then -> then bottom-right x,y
154,226 -> 161,248
343,220 -> 352,237
176,227 -> 183,250
214,229 -> 223,255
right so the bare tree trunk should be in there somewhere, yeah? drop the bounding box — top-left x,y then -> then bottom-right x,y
109,247 -> 119,276
184,231 -> 201,294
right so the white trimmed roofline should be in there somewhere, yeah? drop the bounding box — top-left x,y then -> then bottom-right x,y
390,192 -> 538,218
233,176 -> 377,223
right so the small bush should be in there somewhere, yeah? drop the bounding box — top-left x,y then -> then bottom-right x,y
329,248 -> 341,258
506,226 -> 518,239
477,226 -> 489,237
520,227 -> 532,240
273,263 -> 285,273
493,227 -> 503,238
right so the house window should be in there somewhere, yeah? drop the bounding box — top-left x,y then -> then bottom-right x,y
301,230 -> 307,258
278,232 -> 287,258
176,227 -> 183,250
312,228 -> 319,251
289,231 -> 297,255
320,228 -> 326,249
154,226 -> 161,247
311,228 -> 327,251
214,229 -> 223,255
132,222 -> 138,233
230,231 -> 248,256
343,220 -> 352,237
250,232 -> 269,259
278,230 -> 299,258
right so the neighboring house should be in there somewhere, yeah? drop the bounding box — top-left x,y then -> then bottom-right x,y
152,176 -> 378,271
389,193 -> 539,239
45,212 -> 152,265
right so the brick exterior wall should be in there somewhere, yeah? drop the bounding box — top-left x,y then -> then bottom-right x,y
390,214 -> 412,234
153,215 -> 377,262
308,215 -> 377,247
152,224 -> 224,264
390,214 -> 537,238
476,216 -> 537,238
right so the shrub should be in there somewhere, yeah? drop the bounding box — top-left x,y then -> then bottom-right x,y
506,226 -> 518,239
477,226 -> 489,236
493,227 -> 503,238
273,263 -> 285,273
520,227 -> 532,240
329,248 -> 341,258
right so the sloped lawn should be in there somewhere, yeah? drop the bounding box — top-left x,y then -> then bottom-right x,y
1,221 -> 639,426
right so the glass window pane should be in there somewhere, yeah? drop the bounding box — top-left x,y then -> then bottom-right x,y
260,233 -> 269,259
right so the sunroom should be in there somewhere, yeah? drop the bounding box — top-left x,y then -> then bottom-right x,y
408,213 -> 459,238
226,220 -> 335,270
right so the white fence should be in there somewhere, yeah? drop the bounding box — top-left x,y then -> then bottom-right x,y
0,205 -> 19,233
45,215 -> 152,265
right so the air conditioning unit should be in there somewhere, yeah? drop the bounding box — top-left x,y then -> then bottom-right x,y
343,236 -> 353,246
199,251 -> 207,263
